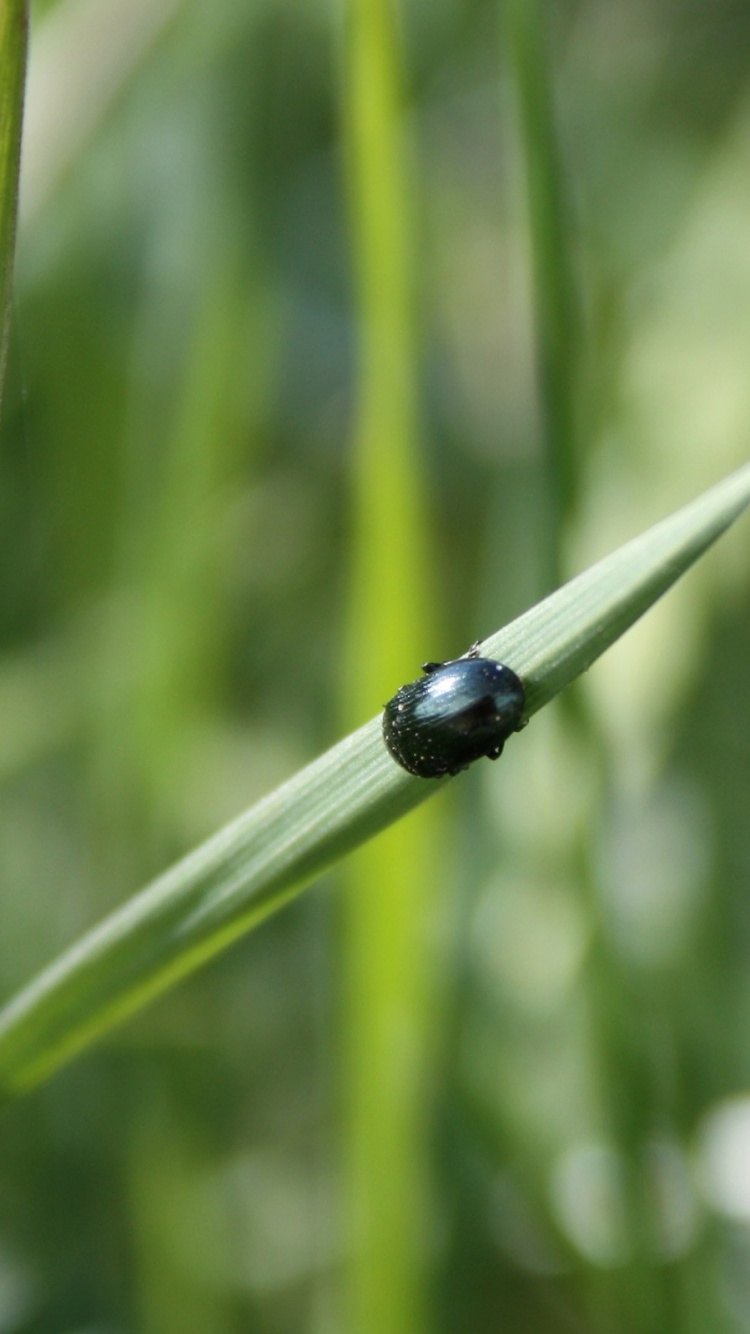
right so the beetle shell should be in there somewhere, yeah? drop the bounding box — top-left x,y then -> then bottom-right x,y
382,656 -> 526,778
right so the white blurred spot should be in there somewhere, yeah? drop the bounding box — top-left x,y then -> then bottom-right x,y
223,1149 -> 334,1294
697,1096 -> 750,1220
550,1142 -> 629,1266
471,872 -> 589,1015
601,779 -> 710,968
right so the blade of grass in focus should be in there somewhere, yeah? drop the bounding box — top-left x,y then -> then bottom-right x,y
0,465 -> 747,1099
341,0 -> 437,1328
506,0 -> 581,580
0,0 -> 27,411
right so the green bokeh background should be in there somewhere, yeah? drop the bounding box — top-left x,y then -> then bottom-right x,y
3,0 -> 750,1330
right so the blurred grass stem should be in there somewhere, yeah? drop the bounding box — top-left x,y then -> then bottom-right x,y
0,0 -> 27,412
506,0 -> 581,582
342,0 -> 436,1329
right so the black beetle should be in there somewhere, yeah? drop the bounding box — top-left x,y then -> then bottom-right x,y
382,646 -> 526,778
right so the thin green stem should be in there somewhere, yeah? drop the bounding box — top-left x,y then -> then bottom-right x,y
506,0 -> 580,580
342,0 -> 436,1330
0,0 -> 27,414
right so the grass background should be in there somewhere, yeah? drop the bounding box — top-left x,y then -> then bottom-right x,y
3,0 -> 750,1331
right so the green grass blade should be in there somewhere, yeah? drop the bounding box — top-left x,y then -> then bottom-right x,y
506,0 -> 580,568
0,462 -> 748,1098
0,0 -> 27,409
487,461 -> 750,716
341,0 -> 436,1326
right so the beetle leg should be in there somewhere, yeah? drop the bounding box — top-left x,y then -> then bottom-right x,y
464,641 -> 481,659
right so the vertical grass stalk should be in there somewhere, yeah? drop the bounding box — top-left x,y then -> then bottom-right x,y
0,0 -> 27,414
505,0 -> 580,577
342,2 -> 439,1332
